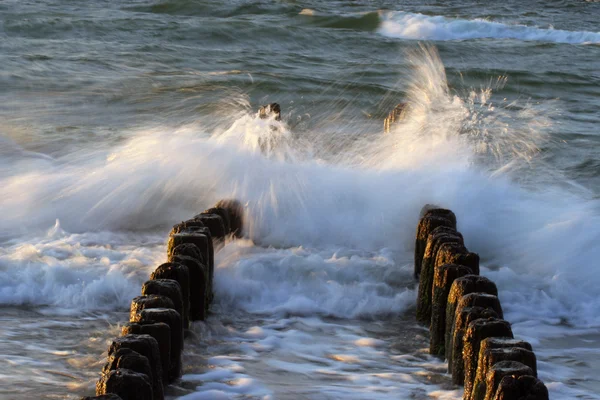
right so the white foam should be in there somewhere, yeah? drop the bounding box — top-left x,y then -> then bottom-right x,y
0,221 -> 163,309
378,11 -> 600,44
180,355 -> 272,400
186,316 -> 458,399
214,241 -> 415,319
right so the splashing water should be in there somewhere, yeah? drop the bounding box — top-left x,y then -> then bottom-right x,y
1,44 -> 599,399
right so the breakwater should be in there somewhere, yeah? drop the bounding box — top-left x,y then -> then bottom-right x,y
81,200 -> 243,400
80,199 -> 552,399
415,206 -> 549,400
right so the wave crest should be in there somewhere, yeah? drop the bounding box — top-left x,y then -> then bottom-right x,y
378,11 -> 600,44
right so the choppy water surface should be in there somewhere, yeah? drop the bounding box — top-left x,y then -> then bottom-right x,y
1,0 -> 600,399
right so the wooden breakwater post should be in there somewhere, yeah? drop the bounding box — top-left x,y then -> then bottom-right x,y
383,102 -> 409,133
413,206 -> 549,400
83,200 -> 244,400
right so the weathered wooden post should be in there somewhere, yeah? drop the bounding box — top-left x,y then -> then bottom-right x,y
168,232 -> 214,300
193,213 -> 227,241
129,295 -> 175,322
121,322 -> 171,384
131,308 -> 183,383
492,375 -> 548,400
104,335 -> 163,399
471,346 -> 537,400
483,361 -> 534,400
216,199 -> 244,238
203,206 -> 231,235
414,210 -> 457,279
450,293 -> 505,380
383,103 -> 408,133
96,369 -> 153,400
169,254 -> 208,320
259,103 -> 281,121
151,263 -> 190,330
434,241 -> 480,276
101,349 -> 157,399
141,280 -> 184,329
450,307 -> 499,383
445,275 -> 498,362
416,227 -> 464,323
463,318 -> 514,399
166,238 -> 206,264
429,263 -> 472,356
470,337 -> 534,399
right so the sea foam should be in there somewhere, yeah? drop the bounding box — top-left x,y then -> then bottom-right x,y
378,11 -> 600,44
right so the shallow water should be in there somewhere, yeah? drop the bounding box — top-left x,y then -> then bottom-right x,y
1,0 -> 600,399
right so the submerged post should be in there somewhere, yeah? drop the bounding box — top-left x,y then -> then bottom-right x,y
414,209 -> 457,279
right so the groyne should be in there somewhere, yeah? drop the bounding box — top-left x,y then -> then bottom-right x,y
79,197 -> 549,398
81,200 -> 243,400
415,207 -> 549,399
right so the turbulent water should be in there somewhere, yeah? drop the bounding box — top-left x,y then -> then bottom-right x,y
1,0 -> 600,399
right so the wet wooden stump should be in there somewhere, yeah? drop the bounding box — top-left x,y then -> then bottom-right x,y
168,232 -> 214,297
151,263 -> 190,330
121,322 -> 171,384
96,369 -> 153,400
103,348 -> 152,378
168,242 -> 205,264
101,348 -> 162,400
167,233 -> 208,265
450,293 -> 504,379
216,199 -> 244,238
259,103 -> 281,121
416,227 -> 464,323
430,263 -> 472,357
170,254 -> 208,320
463,318 -> 514,400
141,280 -> 183,330
129,295 -> 174,322
445,275 -> 498,362
204,206 -> 231,235
169,220 -> 205,237
383,103 -> 409,133
471,337 -> 534,399
193,213 -> 227,241
434,241 -> 480,276
458,293 -> 504,319
471,346 -> 537,400
451,306 -> 499,383
414,211 -> 457,279
493,375 -> 548,400
107,335 -> 162,399
484,361 -> 534,400
131,308 -> 183,383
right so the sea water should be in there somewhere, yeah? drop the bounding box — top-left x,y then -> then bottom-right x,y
1,1 -> 600,399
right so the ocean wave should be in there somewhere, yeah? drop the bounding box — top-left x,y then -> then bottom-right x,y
378,11 -> 600,44
1,44 -> 600,339
0,220 -> 163,309
298,11 -> 381,31
125,0 -> 295,18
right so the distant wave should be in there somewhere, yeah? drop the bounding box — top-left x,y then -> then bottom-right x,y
298,11 -> 381,31
378,11 -> 600,44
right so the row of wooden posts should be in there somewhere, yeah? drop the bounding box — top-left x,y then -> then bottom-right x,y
79,200 -> 551,399
415,206 -> 549,399
81,200 -> 244,400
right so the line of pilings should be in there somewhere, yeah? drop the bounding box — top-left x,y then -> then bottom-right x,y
415,205 -> 549,400
80,200 -> 244,400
